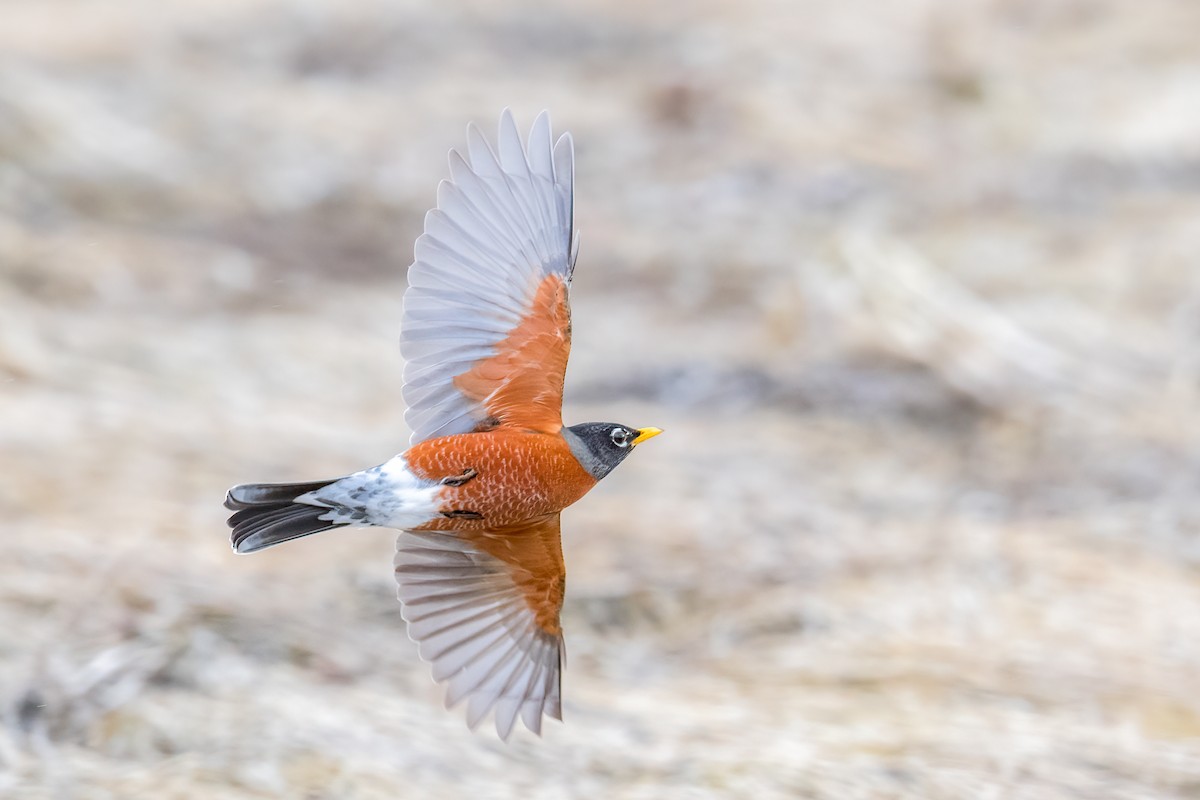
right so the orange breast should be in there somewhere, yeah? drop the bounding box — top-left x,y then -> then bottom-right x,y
403,429 -> 597,530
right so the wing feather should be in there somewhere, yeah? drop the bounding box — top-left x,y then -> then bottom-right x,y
394,516 -> 566,739
401,110 -> 575,444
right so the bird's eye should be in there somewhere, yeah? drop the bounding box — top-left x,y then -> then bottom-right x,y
610,427 -> 631,448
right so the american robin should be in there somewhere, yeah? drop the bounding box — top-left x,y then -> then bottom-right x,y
224,110 -> 661,739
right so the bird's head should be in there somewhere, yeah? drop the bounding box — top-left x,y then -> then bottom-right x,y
563,422 -> 663,480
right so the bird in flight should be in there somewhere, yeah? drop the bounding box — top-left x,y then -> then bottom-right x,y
224,110 -> 661,739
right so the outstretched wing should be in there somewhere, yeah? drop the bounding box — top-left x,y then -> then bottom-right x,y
394,515 -> 566,739
401,109 -> 578,445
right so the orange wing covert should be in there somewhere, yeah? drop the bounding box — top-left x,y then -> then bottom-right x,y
465,514 -> 567,635
453,274 -> 571,435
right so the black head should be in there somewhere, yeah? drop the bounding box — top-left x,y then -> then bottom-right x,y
562,422 -> 663,480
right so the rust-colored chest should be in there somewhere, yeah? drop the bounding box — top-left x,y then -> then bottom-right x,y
403,429 -> 597,530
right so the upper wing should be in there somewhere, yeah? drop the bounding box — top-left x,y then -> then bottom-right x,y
401,109 -> 578,445
394,515 -> 566,739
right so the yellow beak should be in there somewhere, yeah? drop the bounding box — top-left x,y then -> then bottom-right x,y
631,427 -> 663,446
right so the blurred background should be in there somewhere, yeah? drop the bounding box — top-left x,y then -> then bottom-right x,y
3,0 -> 1200,797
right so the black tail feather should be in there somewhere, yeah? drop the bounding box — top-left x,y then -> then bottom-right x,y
224,478 -> 342,554
230,505 -> 339,554
224,479 -> 338,511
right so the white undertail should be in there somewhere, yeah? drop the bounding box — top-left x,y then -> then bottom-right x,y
296,456 -> 443,529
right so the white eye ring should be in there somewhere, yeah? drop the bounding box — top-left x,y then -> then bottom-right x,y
611,428 -> 631,448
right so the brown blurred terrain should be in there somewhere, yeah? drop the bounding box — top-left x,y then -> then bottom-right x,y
3,0 -> 1200,797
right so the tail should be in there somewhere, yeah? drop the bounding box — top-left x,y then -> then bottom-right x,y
224,479 -> 344,554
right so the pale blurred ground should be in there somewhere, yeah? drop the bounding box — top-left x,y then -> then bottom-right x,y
3,0 -> 1200,797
